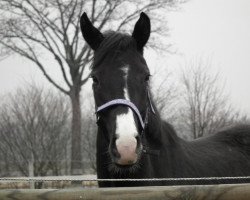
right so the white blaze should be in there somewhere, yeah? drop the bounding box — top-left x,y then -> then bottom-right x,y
115,65 -> 138,164
115,65 -> 138,139
115,96 -> 138,139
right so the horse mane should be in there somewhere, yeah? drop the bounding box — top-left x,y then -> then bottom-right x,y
93,31 -> 137,68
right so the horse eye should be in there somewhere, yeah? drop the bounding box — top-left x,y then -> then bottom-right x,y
145,74 -> 150,82
91,75 -> 99,84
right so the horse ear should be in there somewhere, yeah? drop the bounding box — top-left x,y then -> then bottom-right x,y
80,12 -> 104,51
132,12 -> 151,53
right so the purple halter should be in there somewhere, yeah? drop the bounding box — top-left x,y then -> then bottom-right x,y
96,91 -> 155,130
97,99 -> 145,129
95,91 -> 159,156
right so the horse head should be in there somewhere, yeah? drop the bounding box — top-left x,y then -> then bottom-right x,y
80,12 -> 152,170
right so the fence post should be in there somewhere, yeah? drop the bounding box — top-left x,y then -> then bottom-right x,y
28,158 -> 34,189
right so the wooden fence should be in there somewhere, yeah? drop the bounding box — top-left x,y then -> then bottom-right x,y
1,183 -> 250,200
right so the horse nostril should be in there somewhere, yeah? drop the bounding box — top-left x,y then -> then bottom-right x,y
111,137 -> 120,159
135,135 -> 143,153
114,134 -> 119,140
135,135 -> 140,145
135,135 -> 141,145
112,146 -> 120,158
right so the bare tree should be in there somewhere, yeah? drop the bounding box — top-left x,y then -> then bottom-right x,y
82,111 -> 97,173
151,67 -> 179,122
0,85 -> 70,187
0,0 -> 184,174
178,57 -> 247,139
79,93 -> 97,173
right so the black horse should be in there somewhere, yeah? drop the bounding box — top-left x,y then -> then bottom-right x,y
80,12 -> 250,187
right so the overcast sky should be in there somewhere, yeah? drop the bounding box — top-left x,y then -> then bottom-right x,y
158,0 -> 250,114
0,0 -> 249,113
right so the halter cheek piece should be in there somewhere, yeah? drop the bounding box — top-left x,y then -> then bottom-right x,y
95,90 -> 160,156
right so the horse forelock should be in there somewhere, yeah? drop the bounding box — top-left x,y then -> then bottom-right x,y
92,31 -> 137,69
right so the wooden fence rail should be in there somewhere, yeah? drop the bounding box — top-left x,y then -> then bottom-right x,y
1,183 -> 250,200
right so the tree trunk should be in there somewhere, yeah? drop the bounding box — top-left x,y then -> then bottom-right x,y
70,85 -> 83,175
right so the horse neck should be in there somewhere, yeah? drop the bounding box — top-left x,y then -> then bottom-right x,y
146,106 -> 180,147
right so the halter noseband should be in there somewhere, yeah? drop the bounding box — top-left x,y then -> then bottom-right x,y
95,90 -> 155,130
97,99 -> 147,129
95,91 -> 159,156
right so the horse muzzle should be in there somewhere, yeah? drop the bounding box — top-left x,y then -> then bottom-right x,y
114,136 -> 138,165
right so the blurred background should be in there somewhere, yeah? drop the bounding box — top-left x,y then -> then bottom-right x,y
0,0 -> 249,188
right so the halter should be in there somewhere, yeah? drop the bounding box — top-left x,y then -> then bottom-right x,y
96,90 -> 155,127
95,90 -> 160,156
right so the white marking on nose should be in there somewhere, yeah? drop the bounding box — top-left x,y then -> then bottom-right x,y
115,110 -> 138,165
116,65 -> 138,139
114,65 -> 139,165
121,65 -> 129,100
116,109 -> 138,139
116,137 -> 137,165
